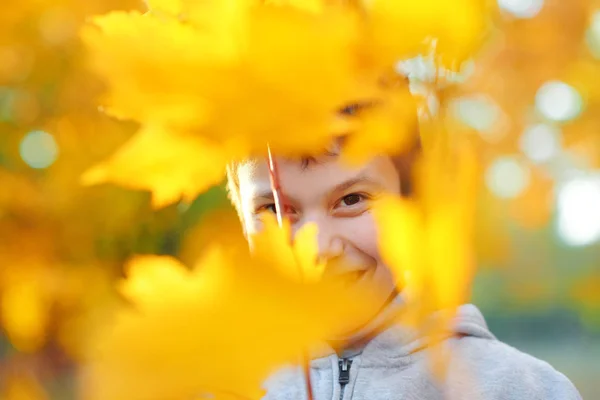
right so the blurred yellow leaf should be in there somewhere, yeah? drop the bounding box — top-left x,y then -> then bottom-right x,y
251,214 -> 325,282
81,0 -> 491,205
341,83 -> 418,165
81,11 -> 225,127
1,279 -> 50,353
82,3 -> 366,150
1,374 -> 48,400
373,196 -> 423,297
84,219 -> 379,400
80,3 -> 380,204
81,125 -> 231,207
263,0 -> 324,13
373,140 -> 479,325
179,208 -> 246,265
362,0 -> 491,70
292,221 -> 325,281
373,140 -> 479,379
145,0 -> 183,14
118,255 -> 211,311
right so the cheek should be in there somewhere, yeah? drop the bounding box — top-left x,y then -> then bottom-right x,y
336,213 -> 382,262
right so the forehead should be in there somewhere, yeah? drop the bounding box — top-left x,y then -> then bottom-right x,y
237,154 -> 400,202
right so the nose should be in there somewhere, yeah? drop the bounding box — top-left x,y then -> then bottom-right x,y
317,235 -> 344,263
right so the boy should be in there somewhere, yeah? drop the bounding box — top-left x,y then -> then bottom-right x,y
225,110 -> 581,400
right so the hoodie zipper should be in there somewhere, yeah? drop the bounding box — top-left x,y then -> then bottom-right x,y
338,358 -> 353,400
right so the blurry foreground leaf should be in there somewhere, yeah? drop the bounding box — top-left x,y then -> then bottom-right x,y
1,373 -> 48,400
363,0 -> 491,70
1,280 -> 50,353
374,140 -> 480,326
373,139 -> 480,379
83,214 -> 379,400
80,0 -> 490,206
81,125 -> 231,207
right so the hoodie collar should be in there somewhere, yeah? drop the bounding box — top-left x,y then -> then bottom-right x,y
360,303 -> 497,365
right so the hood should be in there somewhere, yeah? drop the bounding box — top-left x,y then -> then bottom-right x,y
357,302 -> 497,365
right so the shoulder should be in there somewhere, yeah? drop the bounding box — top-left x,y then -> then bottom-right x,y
261,357 -> 334,400
261,365 -> 303,400
446,335 -> 581,400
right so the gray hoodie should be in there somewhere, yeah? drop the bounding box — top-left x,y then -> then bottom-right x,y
262,303 -> 581,400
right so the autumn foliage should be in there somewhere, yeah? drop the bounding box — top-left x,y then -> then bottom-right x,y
1,0 -> 599,399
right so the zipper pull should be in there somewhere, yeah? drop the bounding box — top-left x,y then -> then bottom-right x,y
338,358 -> 353,386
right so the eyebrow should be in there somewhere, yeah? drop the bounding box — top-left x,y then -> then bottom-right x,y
253,189 -> 291,204
330,174 -> 382,195
251,174 -> 383,204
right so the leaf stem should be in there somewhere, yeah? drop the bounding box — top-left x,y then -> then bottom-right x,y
267,146 -> 286,226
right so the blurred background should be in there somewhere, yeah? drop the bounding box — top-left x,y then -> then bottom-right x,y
0,0 -> 599,398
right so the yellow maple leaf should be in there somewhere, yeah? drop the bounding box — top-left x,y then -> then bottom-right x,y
118,256 -> 210,310
373,195 -> 424,302
263,0 -> 324,13
81,3 -> 368,152
81,0 -> 488,206
340,81 -> 418,166
372,139 -> 479,380
373,139 -> 479,326
251,214 -> 325,282
361,0 -> 491,70
242,5 -> 368,155
81,125 -> 234,207
83,215 -> 380,400
1,278 -> 51,353
144,0 -> 184,15
80,2 -> 383,204
81,11 -> 231,128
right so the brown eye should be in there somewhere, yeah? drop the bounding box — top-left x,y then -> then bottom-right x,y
340,193 -> 363,207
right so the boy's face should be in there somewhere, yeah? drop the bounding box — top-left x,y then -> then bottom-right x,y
236,152 -> 400,313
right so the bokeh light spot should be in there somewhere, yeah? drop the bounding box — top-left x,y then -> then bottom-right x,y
451,95 -> 501,139
557,177 -> 600,246
535,81 -> 583,122
586,10 -> 600,58
485,156 -> 530,199
19,130 -> 59,169
520,123 -> 561,163
498,0 -> 545,18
